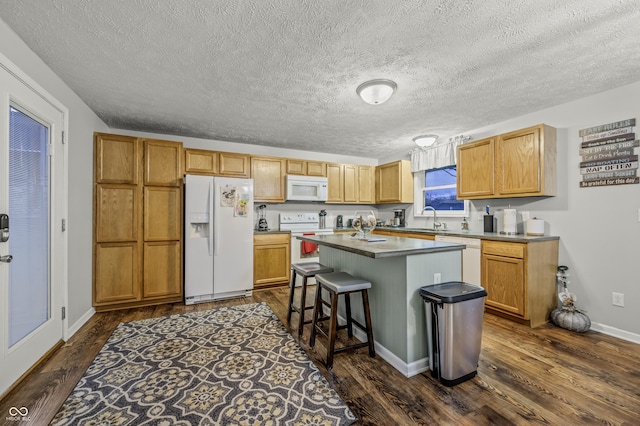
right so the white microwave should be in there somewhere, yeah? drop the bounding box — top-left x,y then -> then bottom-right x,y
286,175 -> 328,202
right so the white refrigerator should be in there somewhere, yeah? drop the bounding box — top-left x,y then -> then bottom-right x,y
184,174 -> 254,304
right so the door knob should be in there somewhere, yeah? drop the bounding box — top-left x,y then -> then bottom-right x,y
0,255 -> 12,263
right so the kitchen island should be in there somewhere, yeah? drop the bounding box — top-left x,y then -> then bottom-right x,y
297,233 -> 464,377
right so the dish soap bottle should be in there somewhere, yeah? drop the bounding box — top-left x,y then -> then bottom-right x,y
461,217 -> 469,231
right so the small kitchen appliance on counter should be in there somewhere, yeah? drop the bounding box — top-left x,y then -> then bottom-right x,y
319,209 -> 327,229
336,215 -> 343,229
393,209 -> 406,227
257,204 -> 268,231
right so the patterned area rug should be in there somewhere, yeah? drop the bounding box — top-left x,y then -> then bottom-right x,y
51,302 -> 356,425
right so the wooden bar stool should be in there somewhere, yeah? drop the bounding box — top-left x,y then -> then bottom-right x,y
287,262 -> 334,337
310,271 -> 375,368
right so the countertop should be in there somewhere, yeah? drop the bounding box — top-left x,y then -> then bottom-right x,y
362,226 -> 559,243
297,233 -> 464,259
253,229 -> 290,235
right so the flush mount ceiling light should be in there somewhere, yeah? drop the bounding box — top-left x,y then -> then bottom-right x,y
356,79 -> 397,105
413,134 -> 438,147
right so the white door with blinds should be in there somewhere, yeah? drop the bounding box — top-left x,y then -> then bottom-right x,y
0,58 -> 67,396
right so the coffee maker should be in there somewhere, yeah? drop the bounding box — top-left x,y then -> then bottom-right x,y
336,215 -> 343,228
257,204 -> 268,231
393,209 -> 406,227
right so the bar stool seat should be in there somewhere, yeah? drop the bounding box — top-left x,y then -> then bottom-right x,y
287,262 -> 334,337
310,271 -> 375,368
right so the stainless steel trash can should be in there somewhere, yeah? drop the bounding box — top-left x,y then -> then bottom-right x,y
420,281 -> 487,386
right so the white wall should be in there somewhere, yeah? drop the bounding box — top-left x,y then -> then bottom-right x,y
0,18 -> 109,329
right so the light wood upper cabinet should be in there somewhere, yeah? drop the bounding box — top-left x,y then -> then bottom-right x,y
95,133 -> 140,184
306,161 -> 327,177
286,160 -> 327,177
343,164 -> 375,204
251,156 -> 286,202
326,163 -> 344,203
376,160 -> 413,204
457,137 -> 495,198
286,159 -> 306,175
343,164 -> 358,203
358,165 -> 375,204
457,124 -> 556,199
184,148 -> 217,174
498,125 -> 556,196
219,152 -> 250,177
144,139 -> 183,187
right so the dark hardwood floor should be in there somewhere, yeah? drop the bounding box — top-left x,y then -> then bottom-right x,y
1,286 -> 638,425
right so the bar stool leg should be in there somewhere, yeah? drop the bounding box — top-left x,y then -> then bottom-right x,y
344,293 -> 353,338
286,268 -> 297,323
297,276 -> 309,337
309,283 -> 323,347
362,289 -> 375,357
326,290 -> 339,368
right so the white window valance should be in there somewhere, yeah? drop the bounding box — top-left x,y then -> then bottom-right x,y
410,138 -> 464,173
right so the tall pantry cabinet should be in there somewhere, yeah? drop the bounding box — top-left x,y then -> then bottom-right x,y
93,133 -> 183,311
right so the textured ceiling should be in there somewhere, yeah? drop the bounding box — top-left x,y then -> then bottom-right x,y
1,1 -> 640,159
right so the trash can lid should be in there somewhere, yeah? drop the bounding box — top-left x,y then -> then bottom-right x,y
420,281 -> 487,303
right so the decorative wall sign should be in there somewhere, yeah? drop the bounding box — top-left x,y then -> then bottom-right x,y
578,118 -> 639,187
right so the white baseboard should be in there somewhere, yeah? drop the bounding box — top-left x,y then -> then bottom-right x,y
64,307 -> 95,341
589,322 -> 640,344
335,312 -> 428,378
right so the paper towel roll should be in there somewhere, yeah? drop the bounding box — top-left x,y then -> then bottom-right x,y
503,209 -> 517,234
526,219 -> 545,236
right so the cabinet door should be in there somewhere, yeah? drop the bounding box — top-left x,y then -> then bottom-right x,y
343,164 -> 358,203
482,253 -> 525,317
457,137 -> 495,198
95,184 -> 139,242
253,243 -> 291,287
219,152 -> 250,177
306,161 -> 326,177
94,242 -> 141,304
286,159 -> 306,175
358,165 -> 375,203
326,163 -> 343,203
144,139 -> 183,187
144,187 -> 182,241
498,127 -> 541,195
143,241 -> 182,298
184,148 -> 217,174
252,157 -> 285,202
95,133 -> 139,184
376,162 -> 401,202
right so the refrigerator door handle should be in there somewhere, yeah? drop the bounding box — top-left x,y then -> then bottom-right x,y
208,180 -> 214,256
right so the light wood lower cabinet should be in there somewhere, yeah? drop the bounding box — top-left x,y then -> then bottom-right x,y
253,233 -> 290,288
143,241 -> 182,299
94,242 -> 141,304
481,239 -> 558,327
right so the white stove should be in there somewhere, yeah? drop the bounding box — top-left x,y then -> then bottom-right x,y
279,212 -> 332,234
280,213 -> 333,275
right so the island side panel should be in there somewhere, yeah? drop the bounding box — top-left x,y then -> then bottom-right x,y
405,250 -> 462,365
321,246 -> 410,362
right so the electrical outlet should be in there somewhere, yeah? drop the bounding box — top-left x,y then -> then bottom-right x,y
612,292 -> 625,307
434,273 -> 441,284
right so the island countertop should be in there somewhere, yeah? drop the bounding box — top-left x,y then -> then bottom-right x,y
297,233 -> 464,259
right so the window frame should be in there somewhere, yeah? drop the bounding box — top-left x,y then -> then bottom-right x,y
413,165 -> 469,218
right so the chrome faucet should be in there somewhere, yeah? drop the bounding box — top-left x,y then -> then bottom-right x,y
424,206 -> 441,230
